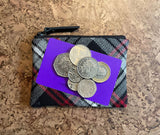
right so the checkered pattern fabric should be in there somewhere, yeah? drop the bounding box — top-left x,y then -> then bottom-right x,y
31,36 -> 129,107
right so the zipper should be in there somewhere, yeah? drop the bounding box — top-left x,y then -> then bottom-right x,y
36,26 -> 80,36
35,26 -> 126,39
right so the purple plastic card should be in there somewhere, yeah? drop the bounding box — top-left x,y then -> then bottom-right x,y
36,38 -> 122,106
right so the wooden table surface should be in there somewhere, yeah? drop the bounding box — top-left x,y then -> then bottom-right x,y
0,0 -> 160,134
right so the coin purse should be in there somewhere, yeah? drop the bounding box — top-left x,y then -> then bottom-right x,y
31,26 -> 129,107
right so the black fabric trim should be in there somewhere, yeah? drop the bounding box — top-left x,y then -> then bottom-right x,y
35,35 -> 126,39
87,40 -> 107,54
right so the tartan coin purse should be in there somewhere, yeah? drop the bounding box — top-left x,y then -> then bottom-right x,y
31,26 -> 129,108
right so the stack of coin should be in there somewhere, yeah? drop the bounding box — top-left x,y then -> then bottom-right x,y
53,44 -> 111,98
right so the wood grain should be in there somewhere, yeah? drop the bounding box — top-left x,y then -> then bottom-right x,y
0,0 -> 160,134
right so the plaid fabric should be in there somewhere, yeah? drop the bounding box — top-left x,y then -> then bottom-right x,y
30,36 -> 129,107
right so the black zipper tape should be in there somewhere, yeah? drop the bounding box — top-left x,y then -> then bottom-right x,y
35,26 -> 126,39
35,35 -> 126,39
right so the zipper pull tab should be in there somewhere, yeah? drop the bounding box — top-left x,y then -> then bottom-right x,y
36,26 -> 80,37
44,26 -> 80,35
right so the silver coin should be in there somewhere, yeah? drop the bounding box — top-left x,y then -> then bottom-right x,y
53,53 -> 73,77
77,79 -> 97,98
77,57 -> 99,79
68,65 -> 82,83
67,79 -> 78,91
69,44 -> 91,65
